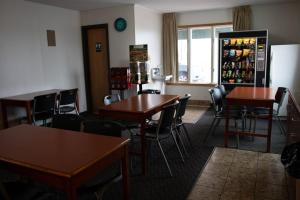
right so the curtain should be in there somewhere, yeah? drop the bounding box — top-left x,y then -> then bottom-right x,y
233,6 -> 252,31
163,13 -> 178,82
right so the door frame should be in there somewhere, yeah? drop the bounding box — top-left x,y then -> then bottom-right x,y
81,24 -> 111,112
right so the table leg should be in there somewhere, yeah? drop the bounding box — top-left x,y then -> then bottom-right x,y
267,104 -> 273,152
140,120 -> 147,175
25,102 -> 32,124
66,183 -> 77,200
121,145 -> 130,200
225,104 -> 230,148
1,102 -> 9,128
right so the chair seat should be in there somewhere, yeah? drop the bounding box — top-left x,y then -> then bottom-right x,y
59,106 -> 76,113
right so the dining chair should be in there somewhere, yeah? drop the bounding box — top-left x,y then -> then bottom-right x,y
32,93 -> 57,126
250,87 -> 288,134
80,119 -> 124,200
57,88 -> 79,115
143,101 -> 185,177
203,87 -> 245,146
103,94 -> 139,136
138,89 -> 161,95
174,94 -> 192,150
52,114 -> 82,131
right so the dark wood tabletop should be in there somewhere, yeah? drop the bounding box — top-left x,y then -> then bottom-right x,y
225,87 -> 276,152
1,89 -> 60,101
99,94 -> 179,175
0,124 -> 130,200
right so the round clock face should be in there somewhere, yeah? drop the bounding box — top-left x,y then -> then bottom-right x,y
114,17 -> 127,32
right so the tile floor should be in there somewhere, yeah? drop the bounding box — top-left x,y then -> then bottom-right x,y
188,147 -> 288,200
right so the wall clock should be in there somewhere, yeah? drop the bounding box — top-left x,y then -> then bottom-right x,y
114,17 -> 127,32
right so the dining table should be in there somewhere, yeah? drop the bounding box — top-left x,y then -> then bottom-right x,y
0,89 -> 79,128
0,124 -> 130,200
225,86 -> 276,152
98,94 -> 179,175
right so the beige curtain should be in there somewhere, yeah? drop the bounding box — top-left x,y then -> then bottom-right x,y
233,6 -> 252,31
163,13 -> 178,82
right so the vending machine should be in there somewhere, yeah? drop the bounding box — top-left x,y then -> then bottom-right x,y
218,30 -> 268,90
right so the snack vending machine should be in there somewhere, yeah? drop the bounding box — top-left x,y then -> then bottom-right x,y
218,30 -> 268,90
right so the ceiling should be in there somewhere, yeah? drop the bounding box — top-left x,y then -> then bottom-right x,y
27,0 -> 297,12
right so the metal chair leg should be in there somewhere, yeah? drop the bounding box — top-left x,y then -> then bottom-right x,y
276,115 -> 286,135
211,118 -> 221,135
171,130 -> 185,163
181,124 -> 193,148
174,128 -> 188,157
157,140 -> 173,177
203,117 -> 216,142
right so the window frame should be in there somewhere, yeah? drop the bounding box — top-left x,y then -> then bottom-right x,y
176,22 -> 233,85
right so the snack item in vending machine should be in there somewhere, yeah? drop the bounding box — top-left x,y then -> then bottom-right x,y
250,38 -> 256,45
243,38 -> 250,45
230,39 -> 237,45
236,50 -> 242,57
224,39 -> 230,46
237,39 -> 243,46
222,71 -> 227,78
243,49 -> 250,57
229,49 -> 236,57
223,50 -> 229,57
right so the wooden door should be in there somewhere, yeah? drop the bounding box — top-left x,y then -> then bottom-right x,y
82,24 -> 110,113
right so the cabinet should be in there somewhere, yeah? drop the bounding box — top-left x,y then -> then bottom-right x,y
286,91 -> 300,200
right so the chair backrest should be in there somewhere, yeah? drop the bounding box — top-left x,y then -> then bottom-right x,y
176,94 -> 191,119
157,101 -> 179,134
52,114 -> 82,131
59,88 -> 78,106
83,119 -> 123,137
33,93 -> 57,115
208,87 -> 223,114
275,87 -> 288,112
138,89 -> 161,94
217,85 -> 227,98
103,94 -> 121,105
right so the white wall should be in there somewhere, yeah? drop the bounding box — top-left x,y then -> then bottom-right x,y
252,1 -> 300,45
81,5 -> 137,98
167,1 -> 300,101
134,5 -> 163,92
81,5 -> 135,68
0,0 -> 86,119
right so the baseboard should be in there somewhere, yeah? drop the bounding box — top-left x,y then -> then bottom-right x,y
187,100 -> 210,107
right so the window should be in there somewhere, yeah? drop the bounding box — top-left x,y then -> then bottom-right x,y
177,24 -> 233,83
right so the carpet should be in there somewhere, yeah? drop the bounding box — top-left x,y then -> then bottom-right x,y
1,108 -> 286,200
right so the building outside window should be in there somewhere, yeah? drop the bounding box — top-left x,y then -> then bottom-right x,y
178,24 -> 233,84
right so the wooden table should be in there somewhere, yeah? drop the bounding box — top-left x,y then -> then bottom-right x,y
98,94 -> 179,175
0,89 -> 79,128
0,124 -> 130,200
225,87 -> 276,152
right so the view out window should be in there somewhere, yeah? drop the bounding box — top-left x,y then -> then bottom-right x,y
177,24 -> 233,83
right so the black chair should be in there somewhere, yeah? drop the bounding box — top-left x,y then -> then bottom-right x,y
103,94 -> 139,136
174,94 -> 192,150
138,89 -> 161,95
33,93 -> 57,126
143,101 -> 184,176
250,87 -> 288,134
203,87 -> 245,145
81,119 -> 123,200
52,114 -> 82,131
58,88 -> 79,115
